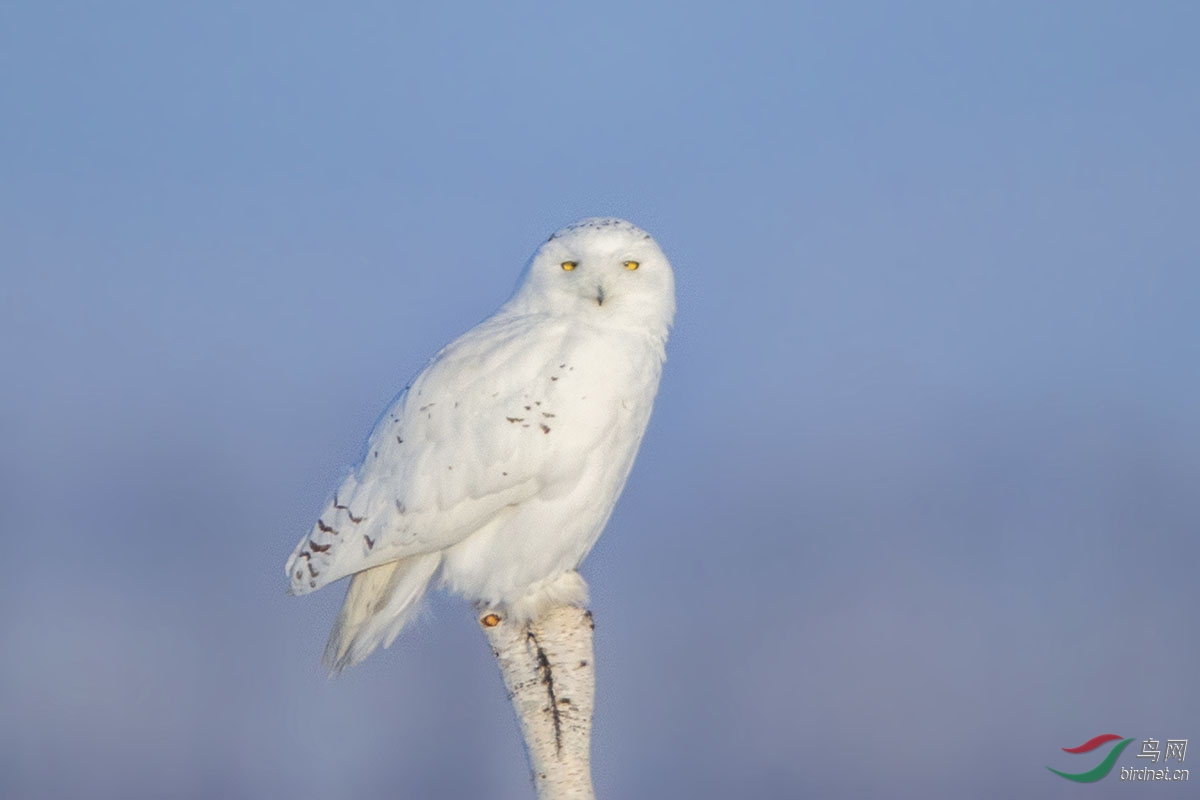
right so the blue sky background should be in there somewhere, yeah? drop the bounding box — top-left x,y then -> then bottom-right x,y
1,2 -> 1197,798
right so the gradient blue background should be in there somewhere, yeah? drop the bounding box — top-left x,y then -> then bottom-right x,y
1,2 -> 1196,798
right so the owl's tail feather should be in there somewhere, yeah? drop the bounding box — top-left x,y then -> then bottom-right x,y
323,553 -> 442,674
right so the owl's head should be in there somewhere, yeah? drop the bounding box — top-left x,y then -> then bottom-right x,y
507,218 -> 675,337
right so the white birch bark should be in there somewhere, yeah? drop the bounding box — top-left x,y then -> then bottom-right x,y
482,604 -> 596,800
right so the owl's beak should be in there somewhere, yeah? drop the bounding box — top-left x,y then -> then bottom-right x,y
595,285 -> 606,306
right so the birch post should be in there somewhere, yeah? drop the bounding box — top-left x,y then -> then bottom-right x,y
482,604 -> 597,800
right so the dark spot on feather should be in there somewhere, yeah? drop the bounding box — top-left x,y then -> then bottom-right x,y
550,376 -> 558,381
332,496 -> 362,523
395,500 -> 406,514
363,534 -> 375,550
542,412 -> 555,418
396,435 -> 404,444
316,519 -> 336,534
502,472 -> 508,476
307,561 -> 318,578
506,416 -> 524,423
309,541 -> 331,553
524,405 -> 531,410
540,424 -> 551,434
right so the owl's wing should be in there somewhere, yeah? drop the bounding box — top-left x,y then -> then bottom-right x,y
286,314 -> 616,595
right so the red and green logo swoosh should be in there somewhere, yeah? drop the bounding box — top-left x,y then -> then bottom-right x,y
1047,734 -> 1135,782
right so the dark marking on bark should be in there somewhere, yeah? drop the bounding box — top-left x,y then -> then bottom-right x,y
527,630 -> 563,755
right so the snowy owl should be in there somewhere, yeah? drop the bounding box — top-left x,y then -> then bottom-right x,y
286,217 -> 675,671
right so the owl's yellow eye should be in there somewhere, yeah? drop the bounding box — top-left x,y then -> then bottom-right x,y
623,260 -> 640,270
561,261 -> 578,271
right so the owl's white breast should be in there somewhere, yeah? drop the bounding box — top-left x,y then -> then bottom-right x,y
435,312 -> 665,612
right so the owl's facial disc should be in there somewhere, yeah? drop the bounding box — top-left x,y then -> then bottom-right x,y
510,218 -> 674,329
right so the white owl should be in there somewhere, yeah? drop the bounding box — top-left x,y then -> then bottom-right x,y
287,218 -> 675,671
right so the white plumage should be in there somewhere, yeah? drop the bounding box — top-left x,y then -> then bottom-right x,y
286,218 -> 675,671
